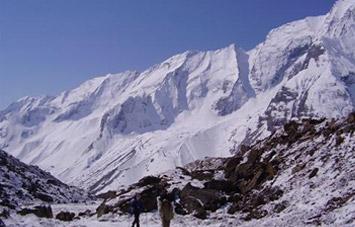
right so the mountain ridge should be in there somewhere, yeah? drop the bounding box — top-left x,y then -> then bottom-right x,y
0,0 -> 354,193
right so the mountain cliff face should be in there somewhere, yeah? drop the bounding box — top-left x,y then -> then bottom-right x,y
0,0 -> 354,193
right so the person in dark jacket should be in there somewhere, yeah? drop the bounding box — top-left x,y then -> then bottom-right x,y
170,188 -> 186,215
0,219 -> 5,227
130,195 -> 143,227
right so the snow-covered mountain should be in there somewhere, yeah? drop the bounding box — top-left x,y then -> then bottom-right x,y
0,0 -> 354,193
4,113 -> 355,227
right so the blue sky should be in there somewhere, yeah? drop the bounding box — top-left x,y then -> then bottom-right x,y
0,0 -> 336,109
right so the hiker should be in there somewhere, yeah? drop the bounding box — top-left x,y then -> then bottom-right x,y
170,188 -> 181,205
170,188 -> 186,214
130,195 -> 143,227
158,193 -> 174,227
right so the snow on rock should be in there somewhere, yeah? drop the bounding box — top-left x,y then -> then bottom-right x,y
0,150 -> 90,211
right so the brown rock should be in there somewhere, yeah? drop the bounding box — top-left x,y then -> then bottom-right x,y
96,202 -> 113,218
35,192 -> 54,202
136,176 -> 161,187
56,211 -> 75,222
244,209 -> 268,220
224,157 -> 242,178
274,201 -> 289,213
204,180 -> 235,193
18,205 -> 53,219
116,185 -> 164,214
234,163 -> 255,180
244,169 -> 263,193
292,163 -> 306,174
96,191 -> 117,200
264,162 -> 276,178
309,168 -> 319,179
190,170 -> 214,181
347,112 -> 355,124
78,209 -> 93,217
180,183 -> 226,217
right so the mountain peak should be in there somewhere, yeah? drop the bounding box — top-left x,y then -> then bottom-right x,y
331,0 -> 355,17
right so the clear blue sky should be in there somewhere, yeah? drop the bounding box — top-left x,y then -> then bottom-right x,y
0,0 -> 336,109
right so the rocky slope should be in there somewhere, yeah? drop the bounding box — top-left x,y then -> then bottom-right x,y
97,112 -> 355,226
0,150 -> 91,211
0,0 -> 354,193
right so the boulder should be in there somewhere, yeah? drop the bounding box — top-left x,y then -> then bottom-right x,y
244,209 -> 268,221
35,192 -> 54,202
55,211 -> 75,222
234,163 -> 255,180
323,119 -> 339,137
176,167 -> 191,176
228,187 -> 283,215
78,209 -> 93,217
347,112 -> 355,124
190,170 -> 214,181
261,187 -> 284,202
274,201 -> 289,213
96,191 -> 117,200
0,198 -> 16,210
335,134 -> 344,146
309,168 -> 319,179
138,186 -> 161,212
264,162 -> 276,178
180,183 -> 226,215
292,163 -> 306,174
247,149 -> 262,165
18,205 -> 53,218
0,209 -> 9,219
136,176 -> 161,187
96,202 -> 113,218
204,180 -> 235,193
227,157 -> 278,194
227,193 -> 242,203
325,194 -> 354,212
224,156 -> 242,178
284,121 -> 299,136
117,185 -> 164,214
180,197 -> 207,219
283,121 -> 303,144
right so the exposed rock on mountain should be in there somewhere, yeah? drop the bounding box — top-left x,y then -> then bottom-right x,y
0,150 -> 91,210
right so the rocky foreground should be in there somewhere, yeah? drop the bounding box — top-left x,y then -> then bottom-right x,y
1,113 -> 354,226
96,112 -> 355,226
